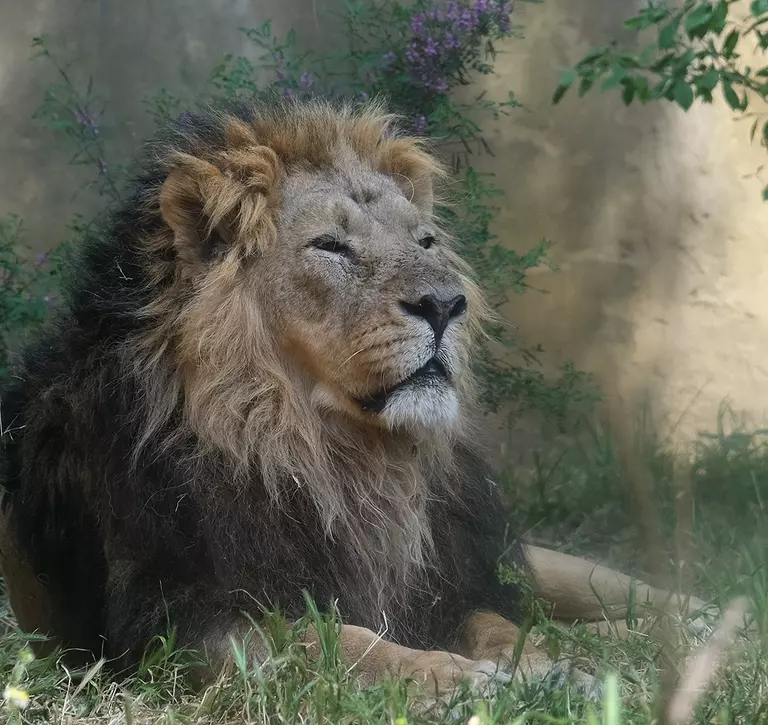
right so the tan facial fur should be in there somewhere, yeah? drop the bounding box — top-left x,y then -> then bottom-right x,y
265,161 -> 475,434
143,101 -> 490,473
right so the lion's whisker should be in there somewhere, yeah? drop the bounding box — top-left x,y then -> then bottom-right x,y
334,348 -> 365,374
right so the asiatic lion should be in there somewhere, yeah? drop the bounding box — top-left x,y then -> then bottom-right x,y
0,97 -> 706,701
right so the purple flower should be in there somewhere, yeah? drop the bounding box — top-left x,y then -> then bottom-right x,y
458,8 -> 479,29
399,0 -> 514,95
35,252 -> 48,266
496,1 -> 512,31
413,115 -> 427,134
411,13 -> 426,35
382,50 -> 396,63
360,91 -> 368,101
283,87 -> 295,100
299,72 -> 314,89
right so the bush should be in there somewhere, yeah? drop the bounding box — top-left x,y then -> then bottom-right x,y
553,0 -> 768,200
0,0 -> 596,426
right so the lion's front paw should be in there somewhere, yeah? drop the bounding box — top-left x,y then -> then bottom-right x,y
544,660 -> 602,701
500,650 -> 602,701
403,650 -> 510,698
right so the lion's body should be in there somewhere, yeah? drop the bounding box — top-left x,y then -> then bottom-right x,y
0,98 -> 527,671
0,346 -> 523,664
0,98 -> 707,697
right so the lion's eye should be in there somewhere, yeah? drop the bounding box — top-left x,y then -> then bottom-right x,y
418,234 -> 436,250
308,234 -> 350,255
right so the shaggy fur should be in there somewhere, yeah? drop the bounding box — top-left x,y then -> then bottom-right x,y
0,97 -> 527,673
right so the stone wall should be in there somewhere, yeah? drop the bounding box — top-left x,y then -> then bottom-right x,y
472,0 -> 768,446
3,0 -> 767,446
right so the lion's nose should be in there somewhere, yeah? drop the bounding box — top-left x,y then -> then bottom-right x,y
400,293 -> 467,343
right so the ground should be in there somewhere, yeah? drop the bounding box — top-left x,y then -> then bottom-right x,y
2,407 -> 766,724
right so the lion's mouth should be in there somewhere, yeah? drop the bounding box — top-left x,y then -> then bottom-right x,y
357,357 -> 450,414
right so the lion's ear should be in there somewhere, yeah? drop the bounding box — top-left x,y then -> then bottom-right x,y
159,148 -> 281,264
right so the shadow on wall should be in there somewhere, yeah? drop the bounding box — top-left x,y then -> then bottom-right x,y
0,0 -> 343,254
468,0 -> 768,450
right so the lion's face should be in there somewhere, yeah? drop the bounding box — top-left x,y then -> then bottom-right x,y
261,163 -> 472,432
156,103 -> 485,445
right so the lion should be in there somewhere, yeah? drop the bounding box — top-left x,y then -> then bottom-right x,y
0,97 -> 707,702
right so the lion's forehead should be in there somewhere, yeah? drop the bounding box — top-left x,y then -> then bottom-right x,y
279,165 -> 421,230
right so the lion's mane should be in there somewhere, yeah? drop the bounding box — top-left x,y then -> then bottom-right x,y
0,98 -> 525,668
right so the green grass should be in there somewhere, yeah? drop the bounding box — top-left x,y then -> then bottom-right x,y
2,405 -> 767,724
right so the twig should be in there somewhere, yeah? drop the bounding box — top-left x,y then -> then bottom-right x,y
666,597 -> 749,725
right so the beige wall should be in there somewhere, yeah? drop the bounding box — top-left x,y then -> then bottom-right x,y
473,0 -> 768,445
3,0 -> 767,445
0,0 -> 341,252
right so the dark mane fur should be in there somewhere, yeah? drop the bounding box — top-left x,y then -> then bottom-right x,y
0,97 -> 527,671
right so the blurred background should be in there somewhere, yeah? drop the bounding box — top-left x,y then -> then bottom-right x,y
2,1 -> 768,722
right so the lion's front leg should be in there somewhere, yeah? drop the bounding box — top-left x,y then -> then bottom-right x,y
304,623 -> 509,696
457,612 -> 600,698
204,619 -> 509,701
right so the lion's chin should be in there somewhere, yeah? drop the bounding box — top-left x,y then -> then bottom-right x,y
379,381 -> 460,434
352,357 -> 461,433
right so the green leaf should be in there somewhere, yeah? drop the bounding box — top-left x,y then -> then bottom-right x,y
622,80 -> 636,105
696,68 -> 720,91
763,183 -> 768,201
722,29 -> 740,58
624,14 -> 651,30
601,66 -> 626,91
658,17 -> 680,49
763,120 -> 768,145
651,78 -> 671,99
579,46 -> 609,64
685,3 -> 714,38
722,80 -> 741,109
578,75 -> 594,97
552,69 -> 576,104
633,75 -> 652,101
673,78 -> 695,110
711,0 -> 728,33
751,0 -> 768,18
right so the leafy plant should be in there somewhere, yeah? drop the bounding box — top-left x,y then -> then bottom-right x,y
0,216 -> 71,383
0,0 -> 596,425
552,0 -> 768,199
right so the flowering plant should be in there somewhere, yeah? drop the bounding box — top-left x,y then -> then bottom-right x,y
1,0 -> 596,423
211,0 -> 520,144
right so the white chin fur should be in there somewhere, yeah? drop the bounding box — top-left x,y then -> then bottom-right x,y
380,382 -> 460,433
